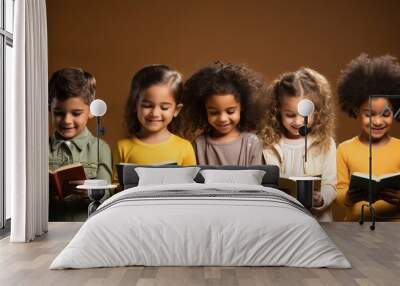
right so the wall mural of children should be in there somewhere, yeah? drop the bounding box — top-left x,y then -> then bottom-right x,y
48,67 -> 112,220
113,65 -> 196,173
336,54 -> 400,221
261,68 -> 337,221
179,61 -> 266,166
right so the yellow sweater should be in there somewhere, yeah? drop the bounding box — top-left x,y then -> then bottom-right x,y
336,136 -> 400,221
114,134 -> 196,166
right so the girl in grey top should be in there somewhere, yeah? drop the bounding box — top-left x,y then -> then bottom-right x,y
194,132 -> 263,165
179,61 -> 267,166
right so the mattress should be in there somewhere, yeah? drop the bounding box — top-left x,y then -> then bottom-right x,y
50,183 -> 351,269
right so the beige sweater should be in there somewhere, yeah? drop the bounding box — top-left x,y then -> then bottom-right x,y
263,136 -> 337,221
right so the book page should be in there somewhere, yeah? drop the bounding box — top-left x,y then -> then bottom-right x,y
352,172 -> 379,182
52,162 -> 84,173
379,172 -> 400,180
288,176 -> 322,181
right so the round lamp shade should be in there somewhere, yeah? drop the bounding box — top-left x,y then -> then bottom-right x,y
90,99 -> 107,117
297,99 -> 315,117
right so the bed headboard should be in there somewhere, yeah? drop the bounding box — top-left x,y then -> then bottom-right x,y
116,164 -> 280,190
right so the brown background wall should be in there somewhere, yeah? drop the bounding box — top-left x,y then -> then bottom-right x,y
47,0 -> 400,149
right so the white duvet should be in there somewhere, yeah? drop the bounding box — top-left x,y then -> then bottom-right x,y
50,183 -> 351,269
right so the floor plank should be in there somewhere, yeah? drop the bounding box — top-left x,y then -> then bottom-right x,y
0,222 -> 399,286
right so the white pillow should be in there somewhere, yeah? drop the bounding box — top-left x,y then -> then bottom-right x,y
135,167 -> 200,186
200,169 -> 266,185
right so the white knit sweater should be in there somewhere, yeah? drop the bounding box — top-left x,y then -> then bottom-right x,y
263,136 -> 337,222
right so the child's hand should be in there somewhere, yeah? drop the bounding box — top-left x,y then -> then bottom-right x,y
344,189 -> 364,206
72,188 -> 88,200
380,189 -> 400,206
313,190 -> 323,207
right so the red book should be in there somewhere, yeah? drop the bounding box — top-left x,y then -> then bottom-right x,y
49,163 -> 87,200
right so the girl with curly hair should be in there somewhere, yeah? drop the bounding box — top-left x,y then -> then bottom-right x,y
113,65 -> 196,169
261,68 -> 336,221
180,61 -> 266,166
336,54 -> 400,221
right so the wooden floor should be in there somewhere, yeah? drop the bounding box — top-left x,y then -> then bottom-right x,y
0,222 -> 399,286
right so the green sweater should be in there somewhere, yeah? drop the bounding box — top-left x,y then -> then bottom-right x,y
49,128 -> 112,183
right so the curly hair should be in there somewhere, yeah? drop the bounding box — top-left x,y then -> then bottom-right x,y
178,61 -> 268,140
260,68 -> 335,154
48,67 -> 96,110
337,54 -> 400,118
124,64 -> 183,135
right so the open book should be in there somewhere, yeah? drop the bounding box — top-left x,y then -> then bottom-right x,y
279,175 -> 322,197
349,172 -> 400,203
49,163 -> 87,200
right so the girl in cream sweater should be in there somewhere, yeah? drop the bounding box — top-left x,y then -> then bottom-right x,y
261,68 -> 337,221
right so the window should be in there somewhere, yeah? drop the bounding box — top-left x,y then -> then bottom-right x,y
1,0 -> 14,231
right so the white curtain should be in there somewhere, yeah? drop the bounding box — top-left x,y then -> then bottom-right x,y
7,0 -> 48,242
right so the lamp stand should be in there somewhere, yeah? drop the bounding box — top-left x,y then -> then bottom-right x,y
304,116 -> 308,162
357,94 -> 400,230
359,96 -> 376,230
96,116 -> 100,165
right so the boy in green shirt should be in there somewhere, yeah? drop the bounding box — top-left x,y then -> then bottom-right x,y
49,67 -> 112,220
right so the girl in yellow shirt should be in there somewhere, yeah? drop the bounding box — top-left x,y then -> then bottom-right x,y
336,54 -> 400,221
114,65 -> 196,171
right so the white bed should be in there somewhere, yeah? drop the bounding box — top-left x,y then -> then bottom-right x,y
50,183 -> 350,269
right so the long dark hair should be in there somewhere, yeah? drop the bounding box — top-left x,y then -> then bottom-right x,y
124,64 -> 183,135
